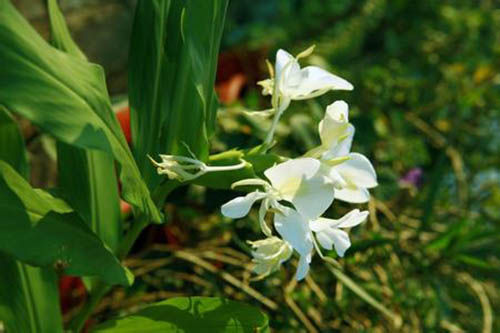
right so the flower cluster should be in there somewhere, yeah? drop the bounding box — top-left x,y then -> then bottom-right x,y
152,47 -> 377,281
221,48 -> 377,280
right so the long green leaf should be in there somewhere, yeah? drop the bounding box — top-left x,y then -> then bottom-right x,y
129,0 -> 228,190
0,107 -> 29,178
0,0 -> 161,223
0,254 -> 63,333
94,297 -> 270,332
0,161 -> 133,286
0,106 -> 62,333
46,0 -> 122,254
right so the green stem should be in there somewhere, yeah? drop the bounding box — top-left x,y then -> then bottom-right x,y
67,217 -> 149,332
68,282 -> 109,332
117,216 -> 149,260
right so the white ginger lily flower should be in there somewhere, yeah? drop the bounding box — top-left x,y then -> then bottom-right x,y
273,207 -> 314,280
248,237 -> 293,278
259,48 -> 353,108
310,209 -> 369,257
309,101 -> 378,203
274,208 -> 368,279
221,158 -> 334,236
150,155 -> 246,182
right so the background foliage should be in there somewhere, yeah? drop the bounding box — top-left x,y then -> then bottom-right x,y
4,0 -> 500,331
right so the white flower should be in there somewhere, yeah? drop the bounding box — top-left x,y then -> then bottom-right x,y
260,49 -> 353,109
273,207 -> 314,280
221,157 -> 335,236
150,155 -> 246,182
310,101 -> 378,203
248,237 -> 293,277
310,209 -> 369,257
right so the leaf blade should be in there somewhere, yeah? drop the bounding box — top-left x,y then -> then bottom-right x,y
94,297 -> 269,332
0,161 -> 133,286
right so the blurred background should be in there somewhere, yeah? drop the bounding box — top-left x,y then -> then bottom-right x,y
12,0 -> 500,331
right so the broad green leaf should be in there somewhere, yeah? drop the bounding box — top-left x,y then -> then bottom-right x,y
0,107 -> 29,178
0,0 -> 161,223
0,254 -> 63,333
94,297 -> 269,332
129,0 -> 228,190
46,0 -> 122,254
0,161 -> 133,286
0,103 -> 62,333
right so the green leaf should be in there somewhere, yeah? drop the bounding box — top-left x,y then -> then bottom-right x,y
0,0 -> 161,223
46,0 -> 86,60
57,145 -> 122,252
94,297 -> 269,332
0,161 -> 133,286
0,107 -> 29,178
0,99 -> 62,333
129,0 -> 228,190
46,0 -> 122,254
0,254 -> 63,333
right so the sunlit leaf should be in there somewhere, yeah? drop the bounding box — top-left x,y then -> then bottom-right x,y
94,297 -> 269,332
0,0 -> 161,223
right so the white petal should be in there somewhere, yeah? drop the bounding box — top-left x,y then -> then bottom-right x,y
258,198 -> 273,236
275,49 -> 295,79
265,158 -> 320,187
335,153 -> 378,188
289,66 -> 353,99
321,164 -> 347,189
309,217 -> 334,232
295,253 -> 312,281
221,191 -> 266,218
325,100 -> 349,123
265,158 -> 334,219
275,49 -> 300,96
273,207 -> 313,257
335,187 -> 370,203
316,231 -> 334,250
322,124 -> 355,160
336,209 -> 369,228
327,229 -> 351,257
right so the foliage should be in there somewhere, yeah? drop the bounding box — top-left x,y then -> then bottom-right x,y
0,0 -> 499,332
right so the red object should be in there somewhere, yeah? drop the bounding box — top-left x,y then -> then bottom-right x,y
116,106 -> 131,143
59,276 -> 87,314
216,73 -> 247,104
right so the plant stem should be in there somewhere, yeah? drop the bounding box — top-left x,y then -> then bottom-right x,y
117,216 -> 149,260
68,282 -> 109,332
67,216 -> 150,332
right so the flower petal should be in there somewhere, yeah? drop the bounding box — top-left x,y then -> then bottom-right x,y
289,66 -> 353,99
258,198 -> 273,236
221,191 -> 266,218
326,229 -> 351,257
265,158 -> 334,219
322,124 -> 355,160
274,207 -> 313,257
295,252 -> 312,281
336,209 -> 369,228
334,186 -> 370,203
275,49 -> 301,96
336,153 -> 378,188
316,230 -> 334,250
275,49 -> 295,79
